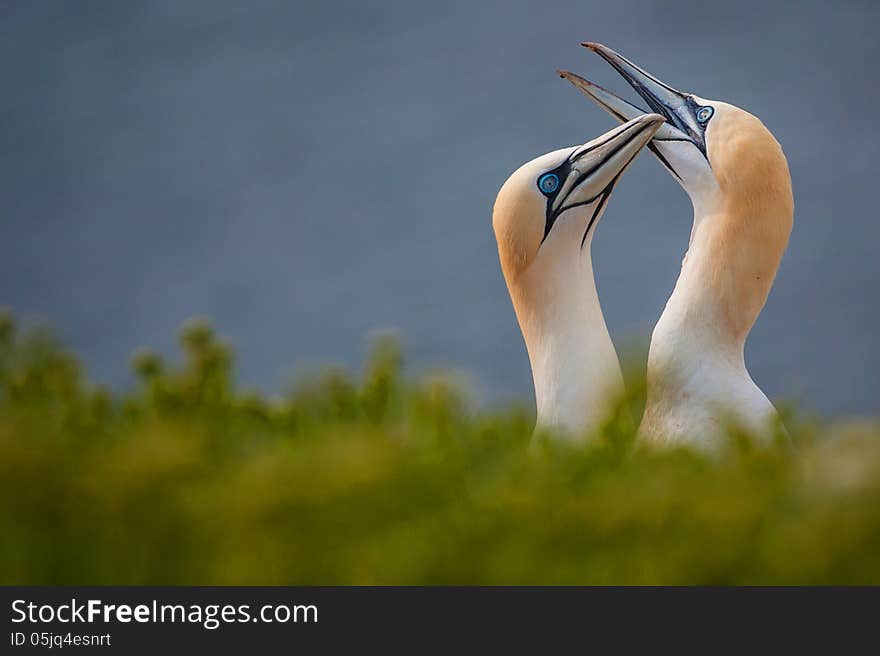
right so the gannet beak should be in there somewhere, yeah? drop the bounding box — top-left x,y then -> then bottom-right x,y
560,43 -> 712,180
541,113 -> 664,246
558,68 -> 688,180
557,70 -> 680,141
555,113 -> 665,214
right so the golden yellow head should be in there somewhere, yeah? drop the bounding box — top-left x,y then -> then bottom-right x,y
493,114 -> 663,283
697,102 -> 794,337
561,44 -> 793,220
493,148 -> 558,282
705,102 -> 793,230
562,44 -> 794,339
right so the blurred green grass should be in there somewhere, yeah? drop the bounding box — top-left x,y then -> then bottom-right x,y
1,310 -> 879,585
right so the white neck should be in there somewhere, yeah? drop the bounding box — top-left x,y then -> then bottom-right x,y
514,237 -> 623,439
643,199 -> 777,447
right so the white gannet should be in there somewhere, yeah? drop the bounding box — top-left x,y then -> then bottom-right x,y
560,43 -> 794,450
493,113 -> 664,439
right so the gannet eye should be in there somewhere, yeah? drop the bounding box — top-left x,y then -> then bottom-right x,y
696,106 -> 714,124
537,173 -> 559,195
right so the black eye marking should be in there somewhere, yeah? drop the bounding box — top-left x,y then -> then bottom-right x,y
538,158 -> 572,242
539,119 -> 649,246
539,120 -> 646,244
681,97 -> 713,162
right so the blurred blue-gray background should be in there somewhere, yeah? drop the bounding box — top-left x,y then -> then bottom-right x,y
1,1 -> 878,415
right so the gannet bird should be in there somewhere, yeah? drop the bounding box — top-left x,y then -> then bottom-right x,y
560,43 -> 794,450
493,114 -> 664,439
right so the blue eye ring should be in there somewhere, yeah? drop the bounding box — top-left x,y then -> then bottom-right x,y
537,173 -> 559,195
696,106 -> 714,124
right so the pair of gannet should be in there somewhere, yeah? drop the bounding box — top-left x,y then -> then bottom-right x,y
493,44 -> 793,450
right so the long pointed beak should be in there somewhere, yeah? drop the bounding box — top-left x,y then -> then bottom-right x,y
557,70 -> 682,141
541,113 -> 663,247
558,70 -> 687,181
561,43 -> 707,158
582,43 -> 688,121
557,113 -> 665,213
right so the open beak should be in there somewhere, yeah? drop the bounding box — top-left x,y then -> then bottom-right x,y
557,70 -> 681,140
559,43 -> 709,178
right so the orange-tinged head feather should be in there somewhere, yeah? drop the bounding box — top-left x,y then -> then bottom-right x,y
492,167 -> 546,284
698,104 -> 794,339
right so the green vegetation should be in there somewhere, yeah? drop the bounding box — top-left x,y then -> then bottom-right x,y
1,310 -> 879,585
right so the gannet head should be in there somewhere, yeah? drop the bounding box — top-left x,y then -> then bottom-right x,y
493,113 -> 663,285
561,45 -> 794,341
560,44 -> 794,220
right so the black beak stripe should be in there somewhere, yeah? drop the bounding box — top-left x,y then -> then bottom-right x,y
541,120 -> 654,246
